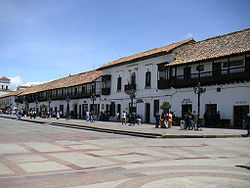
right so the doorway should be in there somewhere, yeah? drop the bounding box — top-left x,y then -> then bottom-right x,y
181,104 -> 192,117
145,103 -> 150,123
117,104 -> 121,120
234,105 -> 249,128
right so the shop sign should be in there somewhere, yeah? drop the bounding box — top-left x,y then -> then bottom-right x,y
181,98 -> 192,104
136,99 -> 144,103
236,101 -> 247,104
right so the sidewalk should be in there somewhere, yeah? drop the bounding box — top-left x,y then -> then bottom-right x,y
0,114 -> 248,138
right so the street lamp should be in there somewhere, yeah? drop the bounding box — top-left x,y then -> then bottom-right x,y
35,98 -> 39,115
125,87 -> 136,125
90,93 -> 96,113
65,96 -> 70,119
193,82 -> 206,130
47,98 -> 51,118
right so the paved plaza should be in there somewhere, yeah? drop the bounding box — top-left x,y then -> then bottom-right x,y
0,118 -> 249,187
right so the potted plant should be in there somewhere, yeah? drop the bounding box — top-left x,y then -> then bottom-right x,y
160,101 -> 171,113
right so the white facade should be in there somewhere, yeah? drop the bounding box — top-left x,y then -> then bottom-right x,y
100,54 -> 174,123
100,52 -> 250,127
0,77 -> 11,96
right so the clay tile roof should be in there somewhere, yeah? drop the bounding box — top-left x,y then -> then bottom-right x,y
0,76 -> 10,81
97,38 -> 195,70
0,90 -> 23,99
166,28 -> 250,67
20,70 -> 102,96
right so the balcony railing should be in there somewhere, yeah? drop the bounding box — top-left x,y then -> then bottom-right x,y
158,66 -> 250,89
102,88 -> 111,95
124,84 -> 136,92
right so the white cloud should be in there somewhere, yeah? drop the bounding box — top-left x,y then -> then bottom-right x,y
10,76 -> 23,90
24,81 -> 44,87
9,76 -> 44,90
185,33 -> 194,38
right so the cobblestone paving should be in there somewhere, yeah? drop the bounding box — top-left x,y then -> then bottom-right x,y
0,118 -> 249,188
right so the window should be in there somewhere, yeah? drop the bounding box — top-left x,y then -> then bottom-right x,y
159,70 -> 166,80
6,86 -> 8,90
131,73 -> 136,85
117,77 -> 122,91
145,71 -> 151,87
74,88 -> 78,95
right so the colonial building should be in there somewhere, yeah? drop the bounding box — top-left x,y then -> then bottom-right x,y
0,76 -> 11,96
97,39 -> 194,122
16,70 -> 102,118
4,28 -> 249,127
160,28 -> 250,127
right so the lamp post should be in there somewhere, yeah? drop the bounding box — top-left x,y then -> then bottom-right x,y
35,98 -> 39,116
66,96 -> 70,119
193,82 -> 206,130
125,87 -> 136,125
47,98 -> 51,118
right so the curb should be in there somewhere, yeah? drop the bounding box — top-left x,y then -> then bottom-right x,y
51,121 -> 162,138
0,115 -> 248,138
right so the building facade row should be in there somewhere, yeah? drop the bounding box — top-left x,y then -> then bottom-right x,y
1,28 -> 249,127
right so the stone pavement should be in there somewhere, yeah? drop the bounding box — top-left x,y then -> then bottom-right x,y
0,118 -> 249,188
0,114 -> 247,138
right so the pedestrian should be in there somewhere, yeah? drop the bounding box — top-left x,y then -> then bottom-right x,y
122,111 -> 127,125
155,111 -> 160,128
56,111 -> 60,120
86,110 -> 90,122
90,111 -> 94,123
246,113 -> 250,136
192,111 -> 198,130
116,112 -> 120,123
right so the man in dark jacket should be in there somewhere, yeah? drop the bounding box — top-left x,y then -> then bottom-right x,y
246,113 -> 250,136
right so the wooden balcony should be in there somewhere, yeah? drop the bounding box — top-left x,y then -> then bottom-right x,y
124,84 -> 136,92
158,66 -> 250,89
102,88 -> 111,95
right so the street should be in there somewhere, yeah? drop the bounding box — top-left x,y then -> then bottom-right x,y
0,118 -> 249,187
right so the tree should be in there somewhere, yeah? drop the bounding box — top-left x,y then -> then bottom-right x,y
40,104 -> 47,111
160,101 -> 171,113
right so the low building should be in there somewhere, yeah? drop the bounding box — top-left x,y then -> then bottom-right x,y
14,28 -> 250,127
17,70 -> 102,118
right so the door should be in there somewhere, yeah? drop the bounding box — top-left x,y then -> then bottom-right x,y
154,100 -> 159,115
145,103 -> 150,123
117,104 -> 121,120
82,104 -> 88,119
73,104 -> 77,119
182,104 -> 192,117
234,105 -> 249,128
79,105 -> 82,119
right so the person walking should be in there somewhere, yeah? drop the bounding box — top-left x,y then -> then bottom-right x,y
89,111 -> 94,123
56,111 -> 60,120
86,110 -> 90,122
116,112 -> 120,123
246,113 -> 250,136
122,111 -> 127,125
155,111 -> 160,128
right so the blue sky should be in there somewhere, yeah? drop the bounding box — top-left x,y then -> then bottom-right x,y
0,0 -> 250,89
